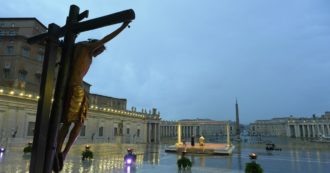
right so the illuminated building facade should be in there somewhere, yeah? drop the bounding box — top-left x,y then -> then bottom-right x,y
0,88 -> 160,144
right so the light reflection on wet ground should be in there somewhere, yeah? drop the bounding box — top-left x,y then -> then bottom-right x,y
0,137 -> 329,173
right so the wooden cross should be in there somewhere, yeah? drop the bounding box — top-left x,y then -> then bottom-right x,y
27,4 -> 135,173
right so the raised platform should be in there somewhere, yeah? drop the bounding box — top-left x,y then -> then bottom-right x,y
165,143 -> 235,155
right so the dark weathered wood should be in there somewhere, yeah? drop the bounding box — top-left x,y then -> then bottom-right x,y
43,5 -> 80,173
27,9 -> 135,44
29,23 -> 60,173
78,10 -> 89,21
28,4 -> 136,173
73,9 -> 135,33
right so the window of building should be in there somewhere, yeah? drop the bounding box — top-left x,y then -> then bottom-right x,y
8,30 -> 16,36
18,70 -> 27,81
0,30 -> 3,36
137,129 -> 140,137
11,23 -> 15,27
3,68 -> 10,79
127,128 -> 130,135
8,39 -> 14,44
27,122 -> 35,136
6,46 -> 14,54
119,122 -> 123,135
35,71 -> 41,81
22,47 -> 30,57
80,125 -> 86,136
99,127 -> 104,136
38,47 -> 44,52
114,127 -> 118,136
36,54 -> 43,61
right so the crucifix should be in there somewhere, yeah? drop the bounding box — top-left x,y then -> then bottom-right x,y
27,4 -> 135,173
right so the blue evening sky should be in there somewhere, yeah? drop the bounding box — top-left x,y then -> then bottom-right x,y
2,0 -> 330,124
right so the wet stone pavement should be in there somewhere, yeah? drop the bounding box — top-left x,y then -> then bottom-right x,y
0,137 -> 330,173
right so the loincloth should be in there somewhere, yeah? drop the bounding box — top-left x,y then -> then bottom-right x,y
64,85 -> 88,123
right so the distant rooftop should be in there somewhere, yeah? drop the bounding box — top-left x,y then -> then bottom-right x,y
0,17 -> 47,29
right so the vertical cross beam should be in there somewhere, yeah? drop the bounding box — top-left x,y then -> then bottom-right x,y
27,4 -> 135,173
43,5 -> 81,173
29,23 -> 60,173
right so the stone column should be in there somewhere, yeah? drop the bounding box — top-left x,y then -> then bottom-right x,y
306,125 -> 309,138
177,123 -> 182,145
226,121 -> 231,147
181,126 -> 184,138
325,125 -> 329,136
145,122 -> 149,143
148,123 -> 152,143
295,125 -> 299,137
174,126 -> 176,137
302,125 -> 305,138
142,122 -> 148,143
157,123 -> 160,143
314,125 -> 318,137
160,126 -> 164,136
153,123 -> 157,143
171,126 -> 174,137
194,126 -> 196,136
187,126 -> 190,137
160,126 -> 162,137
165,126 -> 167,137
286,125 -> 291,137
166,126 -> 168,137
174,126 -> 176,136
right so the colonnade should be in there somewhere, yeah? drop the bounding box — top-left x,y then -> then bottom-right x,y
288,123 -> 330,138
160,124 -> 200,138
146,122 -> 160,143
160,125 -> 177,137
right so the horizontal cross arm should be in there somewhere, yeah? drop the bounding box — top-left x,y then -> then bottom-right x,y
27,9 -> 135,44
73,9 -> 135,33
